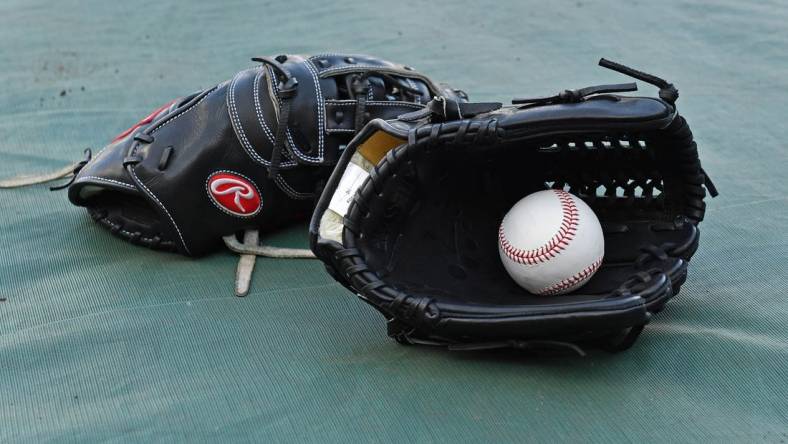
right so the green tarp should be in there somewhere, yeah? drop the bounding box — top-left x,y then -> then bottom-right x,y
1,0 -> 786,441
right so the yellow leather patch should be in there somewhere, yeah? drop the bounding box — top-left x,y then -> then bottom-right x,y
357,131 -> 405,165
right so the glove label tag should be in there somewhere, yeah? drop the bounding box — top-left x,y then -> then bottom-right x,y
206,171 -> 262,217
328,162 -> 370,216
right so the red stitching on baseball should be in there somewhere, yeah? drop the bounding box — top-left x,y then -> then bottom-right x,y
536,256 -> 603,296
499,189 -> 579,265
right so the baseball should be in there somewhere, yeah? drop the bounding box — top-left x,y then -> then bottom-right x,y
498,189 -> 604,296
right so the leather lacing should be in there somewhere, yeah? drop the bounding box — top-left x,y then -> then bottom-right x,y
49,148 -> 93,191
251,56 -> 299,180
87,206 -> 177,251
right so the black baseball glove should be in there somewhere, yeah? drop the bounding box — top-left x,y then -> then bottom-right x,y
309,59 -> 717,353
66,53 -> 465,256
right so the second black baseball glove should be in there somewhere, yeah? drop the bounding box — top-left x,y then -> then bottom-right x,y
66,53 -> 465,256
310,59 -> 717,353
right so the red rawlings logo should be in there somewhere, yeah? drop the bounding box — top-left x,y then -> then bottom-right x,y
207,172 -> 262,217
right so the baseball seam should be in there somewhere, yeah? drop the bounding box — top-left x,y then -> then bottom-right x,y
499,189 -> 579,265
536,256 -> 604,296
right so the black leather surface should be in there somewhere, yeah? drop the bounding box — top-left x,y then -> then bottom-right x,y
499,96 -> 672,131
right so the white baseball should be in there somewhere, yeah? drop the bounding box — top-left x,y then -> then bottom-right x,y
498,189 -> 604,296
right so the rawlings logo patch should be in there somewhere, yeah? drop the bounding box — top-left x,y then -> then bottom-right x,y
206,172 -> 262,217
